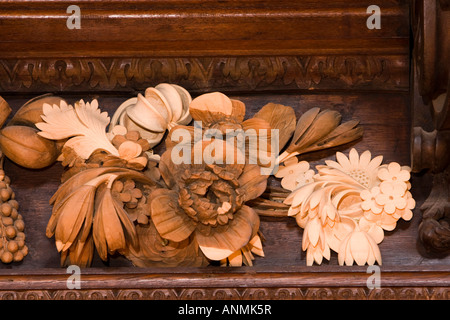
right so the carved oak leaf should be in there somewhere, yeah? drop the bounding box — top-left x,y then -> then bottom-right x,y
36,99 -> 119,159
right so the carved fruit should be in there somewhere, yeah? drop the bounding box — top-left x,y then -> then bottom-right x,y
0,125 -> 58,169
0,96 -> 12,128
8,94 -> 66,127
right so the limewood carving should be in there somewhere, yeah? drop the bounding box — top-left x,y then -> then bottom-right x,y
411,0 -> 450,254
283,149 -> 415,266
0,83 -> 417,267
0,96 -> 28,263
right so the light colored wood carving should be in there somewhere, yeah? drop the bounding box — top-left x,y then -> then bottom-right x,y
109,83 -> 192,148
283,148 -> 415,266
0,96 -> 28,263
0,94 -> 65,169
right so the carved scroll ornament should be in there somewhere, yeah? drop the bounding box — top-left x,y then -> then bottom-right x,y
0,55 -> 408,94
412,0 -> 450,254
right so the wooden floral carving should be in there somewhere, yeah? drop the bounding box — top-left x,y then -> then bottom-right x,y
150,92 -> 277,265
2,81 -> 417,269
109,83 -> 192,148
283,149 -> 415,266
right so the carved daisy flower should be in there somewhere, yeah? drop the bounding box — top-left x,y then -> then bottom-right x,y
360,186 -> 383,214
392,191 -> 416,221
284,148 -> 415,267
375,181 -> 407,214
275,157 -> 315,191
325,148 -> 383,188
377,162 -> 410,192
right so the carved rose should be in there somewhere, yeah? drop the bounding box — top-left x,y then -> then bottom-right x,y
149,92 -> 272,262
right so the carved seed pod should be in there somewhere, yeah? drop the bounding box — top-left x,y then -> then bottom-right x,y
0,94 -> 66,169
0,96 -> 12,128
8,94 -> 66,128
0,126 -> 59,169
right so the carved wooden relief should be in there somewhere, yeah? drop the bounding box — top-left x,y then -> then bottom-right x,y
412,0 -> 450,254
0,55 -> 408,94
0,287 -> 448,300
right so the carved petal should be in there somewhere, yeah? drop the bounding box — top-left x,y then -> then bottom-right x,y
253,103 -> 296,150
150,189 -> 196,242
196,205 -> 259,261
189,92 -> 234,126
165,124 -> 195,149
238,164 -> 268,202
158,147 -> 187,188
349,231 -> 370,266
241,117 -> 274,167
230,99 -> 246,123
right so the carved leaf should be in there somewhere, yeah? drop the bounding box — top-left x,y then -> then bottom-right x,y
253,103 -> 296,150
36,99 -> 119,159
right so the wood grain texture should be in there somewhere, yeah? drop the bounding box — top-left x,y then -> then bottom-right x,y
0,0 -> 409,57
0,266 -> 448,300
0,0 -> 409,93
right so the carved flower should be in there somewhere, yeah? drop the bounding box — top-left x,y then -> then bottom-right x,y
324,149 -> 383,188
150,92 -> 275,263
337,226 -> 382,266
360,186 -> 383,214
46,168 -> 157,266
377,162 -> 410,192
284,149 -> 415,266
275,157 -> 315,191
375,181 -> 407,214
393,191 -> 415,221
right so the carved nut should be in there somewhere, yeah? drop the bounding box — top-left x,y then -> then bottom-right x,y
8,94 -> 66,127
0,125 -> 58,169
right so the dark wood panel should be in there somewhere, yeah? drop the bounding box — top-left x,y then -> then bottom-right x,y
0,0 -> 409,57
0,0 -> 410,94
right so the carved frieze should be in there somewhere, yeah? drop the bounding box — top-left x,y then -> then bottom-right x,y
0,55 -> 408,94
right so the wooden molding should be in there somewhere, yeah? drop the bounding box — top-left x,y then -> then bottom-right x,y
0,0 -> 409,94
0,0 -> 409,58
0,55 -> 408,93
412,0 -> 450,254
1,287 -> 449,300
0,267 -> 449,300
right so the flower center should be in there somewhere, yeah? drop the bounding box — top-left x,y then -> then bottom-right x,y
349,169 -> 370,188
177,166 -> 244,227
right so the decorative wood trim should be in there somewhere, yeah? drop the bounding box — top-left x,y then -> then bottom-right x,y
0,267 -> 448,300
411,0 -> 450,254
0,55 -> 409,94
0,287 -> 449,300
